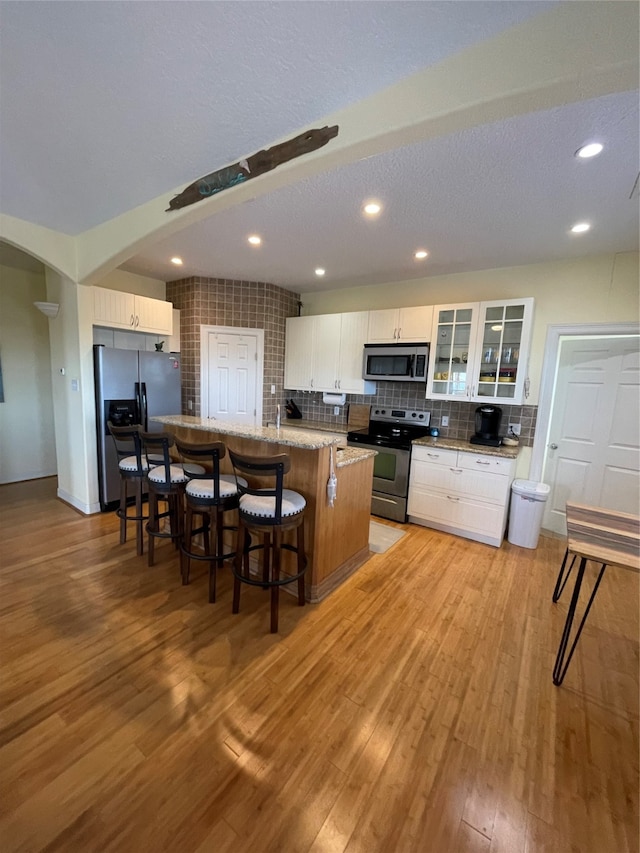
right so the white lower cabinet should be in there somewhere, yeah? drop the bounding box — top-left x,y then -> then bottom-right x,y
408,445 -> 516,547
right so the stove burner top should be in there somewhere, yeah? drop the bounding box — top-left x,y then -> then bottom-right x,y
347,408 -> 431,450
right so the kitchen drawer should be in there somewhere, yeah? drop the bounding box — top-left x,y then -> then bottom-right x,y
457,452 -> 516,476
408,485 -> 506,539
411,445 -> 458,466
411,460 -> 510,504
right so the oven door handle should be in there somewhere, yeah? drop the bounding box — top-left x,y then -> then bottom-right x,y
374,495 -> 402,505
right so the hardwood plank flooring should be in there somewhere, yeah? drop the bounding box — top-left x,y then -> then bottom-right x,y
0,477 -> 637,852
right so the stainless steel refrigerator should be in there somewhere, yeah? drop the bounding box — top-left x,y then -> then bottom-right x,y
94,345 -> 182,510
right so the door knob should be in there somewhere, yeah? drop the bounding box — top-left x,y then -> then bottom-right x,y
549,443 -> 558,450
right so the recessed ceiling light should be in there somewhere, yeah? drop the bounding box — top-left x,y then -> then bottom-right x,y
248,235 -> 262,245
414,250 -> 429,260
571,222 -> 591,233
170,257 -> 183,265
363,201 -> 382,217
576,143 -> 603,159
315,268 -> 326,277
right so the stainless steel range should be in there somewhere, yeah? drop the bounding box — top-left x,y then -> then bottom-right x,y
347,407 -> 431,522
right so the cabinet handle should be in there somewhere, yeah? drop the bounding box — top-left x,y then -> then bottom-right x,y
130,314 -> 135,327
337,380 -> 341,389
449,467 -> 463,474
393,328 -> 398,340
446,495 -> 460,502
310,379 -> 314,388
134,315 -> 140,328
397,327 -> 402,339
427,453 -> 440,458
475,459 -> 491,466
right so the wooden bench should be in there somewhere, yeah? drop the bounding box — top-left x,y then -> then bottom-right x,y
551,501 -> 639,685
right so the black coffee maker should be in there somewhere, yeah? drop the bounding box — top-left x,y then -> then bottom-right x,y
470,405 -> 502,447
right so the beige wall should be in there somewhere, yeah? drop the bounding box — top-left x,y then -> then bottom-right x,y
92,268 -> 166,300
0,264 -> 57,483
300,252 -> 640,404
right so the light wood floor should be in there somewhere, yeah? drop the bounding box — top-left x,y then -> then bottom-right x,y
0,478 -> 638,853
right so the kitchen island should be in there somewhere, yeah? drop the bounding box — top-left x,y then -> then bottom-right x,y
152,415 -> 376,602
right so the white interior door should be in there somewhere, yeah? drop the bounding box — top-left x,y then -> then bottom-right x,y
542,336 -> 640,534
202,328 -> 262,425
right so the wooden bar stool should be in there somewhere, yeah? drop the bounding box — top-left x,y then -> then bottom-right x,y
228,449 -> 308,633
174,439 -> 246,602
140,431 -> 191,567
107,422 -> 151,556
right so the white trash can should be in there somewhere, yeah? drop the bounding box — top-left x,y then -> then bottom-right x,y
507,479 -> 550,548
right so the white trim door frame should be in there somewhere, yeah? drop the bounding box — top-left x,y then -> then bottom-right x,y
531,322 -> 639,485
200,325 -> 264,426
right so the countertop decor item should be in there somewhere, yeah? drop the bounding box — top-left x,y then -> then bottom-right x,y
501,435 -> 519,446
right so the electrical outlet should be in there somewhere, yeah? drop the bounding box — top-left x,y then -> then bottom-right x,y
188,400 -> 193,411
270,384 -> 276,394
441,415 -> 449,427
509,423 -> 521,436
334,406 -> 340,415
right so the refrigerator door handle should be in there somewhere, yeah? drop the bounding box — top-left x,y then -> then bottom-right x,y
140,382 -> 148,430
134,382 -> 143,428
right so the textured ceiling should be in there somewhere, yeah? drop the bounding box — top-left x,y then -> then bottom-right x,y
1,1 -> 638,293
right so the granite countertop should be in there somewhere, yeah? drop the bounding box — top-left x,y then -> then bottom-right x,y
334,446 -> 376,468
412,435 -> 520,459
281,419 -> 350,435
151,415 -> 364,456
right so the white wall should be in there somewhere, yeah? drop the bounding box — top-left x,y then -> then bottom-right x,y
300,252 -> 640,404
0,264 -> 57,483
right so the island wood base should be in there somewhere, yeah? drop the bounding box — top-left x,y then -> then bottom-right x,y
162,425 -> 374,602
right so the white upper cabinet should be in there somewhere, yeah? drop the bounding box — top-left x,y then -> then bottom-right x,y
367,305 -> 433,343
335,311 -> 373,393
92,287 -> 173,335
284,315 -> 316,391
134,294 -> 173,334
427,298 -> 534,404
284,312 -> 376,395
93,287 -> 135,329
427,303 -> 479,401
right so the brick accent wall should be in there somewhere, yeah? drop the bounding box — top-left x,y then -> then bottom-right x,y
166,277 -> 300,424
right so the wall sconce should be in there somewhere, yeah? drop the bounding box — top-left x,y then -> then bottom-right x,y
34,301 -> 60,318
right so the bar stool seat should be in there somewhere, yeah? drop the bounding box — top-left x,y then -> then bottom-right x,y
175,440 -> 246,602
141,431 -> 192,567
229,449 -> 308,633
107,422 -> 151,556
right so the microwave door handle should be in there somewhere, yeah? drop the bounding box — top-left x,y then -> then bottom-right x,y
409,354 -> 416,378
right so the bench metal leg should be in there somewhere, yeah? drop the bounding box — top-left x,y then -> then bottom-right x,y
552,558 -> 607,686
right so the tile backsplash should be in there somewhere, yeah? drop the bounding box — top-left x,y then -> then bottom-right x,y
284,382 -> 537,446
167,276 -> 300,424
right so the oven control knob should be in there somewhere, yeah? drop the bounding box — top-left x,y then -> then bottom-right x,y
417,413 -> 424,419
411,412 -> 417,418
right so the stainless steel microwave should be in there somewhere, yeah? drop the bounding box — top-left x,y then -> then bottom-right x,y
363,342 -> 429,383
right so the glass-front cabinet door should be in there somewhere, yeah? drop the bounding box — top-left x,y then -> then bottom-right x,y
426,298 -> 534,403
471,298 -> 534,404
427,304 -> 479,399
